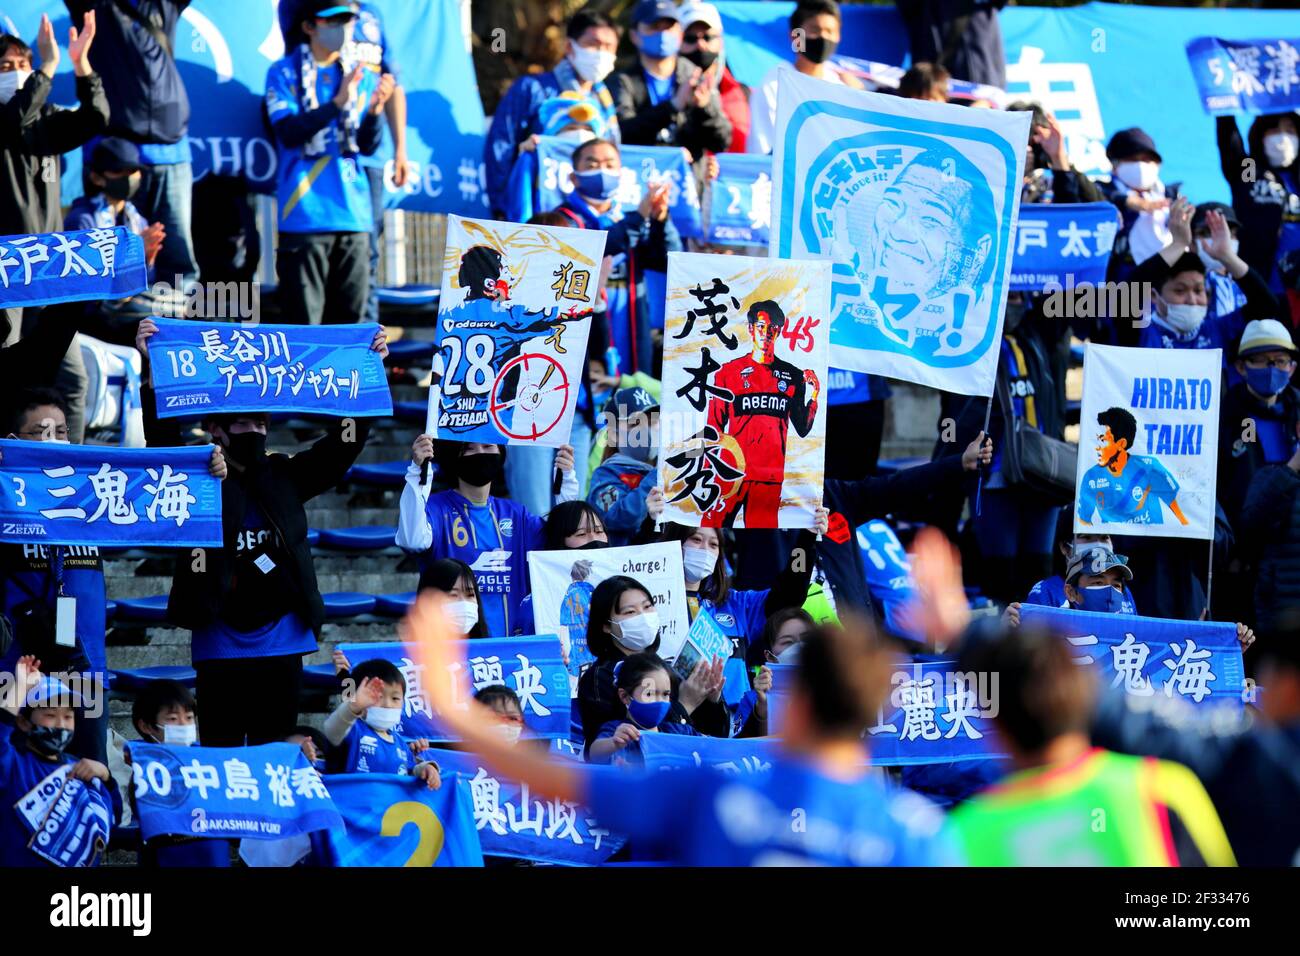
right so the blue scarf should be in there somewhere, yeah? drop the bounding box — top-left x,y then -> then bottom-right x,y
564,189 -> 623,231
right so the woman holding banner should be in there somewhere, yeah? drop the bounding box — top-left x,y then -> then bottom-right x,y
403,530 -> 966,867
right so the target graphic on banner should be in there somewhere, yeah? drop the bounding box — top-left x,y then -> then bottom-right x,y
489,352 -> 571,441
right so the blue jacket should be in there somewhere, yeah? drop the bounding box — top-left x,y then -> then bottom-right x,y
68,1 -> 191,149
588,454 -> 657,546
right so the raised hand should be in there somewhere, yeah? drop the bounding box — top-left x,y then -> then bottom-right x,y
36,14 -> 59,78
68,9 -> 95,77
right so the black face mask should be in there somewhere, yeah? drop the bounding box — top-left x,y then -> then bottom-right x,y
577,539 -> 608,550
458,452 -> 502,488
801,36 -> 837,64
102,172 -> 141,202
27,724 -> 73,758
224,431 -> 267,468
683,47 -> 718,71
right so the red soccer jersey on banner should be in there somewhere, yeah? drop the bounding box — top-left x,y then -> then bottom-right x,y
706,354 -> 817,485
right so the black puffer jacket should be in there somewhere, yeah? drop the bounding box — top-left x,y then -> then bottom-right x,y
1217,381 -> 1300,531
1240,462 -> 1300,636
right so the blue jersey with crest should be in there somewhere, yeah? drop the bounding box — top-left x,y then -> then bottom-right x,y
1078,456 -> 1180,525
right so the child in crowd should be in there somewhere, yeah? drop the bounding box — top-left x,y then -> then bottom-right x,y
323,658 -> 441,788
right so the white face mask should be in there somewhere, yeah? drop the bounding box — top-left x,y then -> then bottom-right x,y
365,705 -> 402,732
775,643 -> 802,665
493,722 -> 523,745
1263,131 -> 1299,169
446,599 -> 479,634
0,69 -> 32,105
161,723 -> 197,746
570,42 -> 616,84
682,546 -> 718,583
1159,302 -> 1207,337
611,610 -> 661,651
557,129 -> 595,143
1114,160 -> 1160,192
1196,237 -> 1238,274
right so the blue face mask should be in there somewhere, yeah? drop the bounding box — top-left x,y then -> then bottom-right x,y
641,28 -> 681,58
626,697 -> 671,729
1074,585 -> 1123,614
574,168 -> 621,201
1245,364 -> 1292,399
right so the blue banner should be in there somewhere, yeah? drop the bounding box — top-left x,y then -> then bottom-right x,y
336,637 -> 571,742
147,319 -> 393,419
638,733 -> 784,774
768,661 -> 1008,766
1009,202 -> 1118,292
126,743 -> 342,841
706,153 -> 772,248
0,227 -> 146,309
15,763 -> 113,867
0,441 -> 222,548
1186,36 -> 1300,115
2,1 -> 488,217
534,136 -> 703,239
1019,606 -> 1246,710
317,773 -> 484,867
431,749 -> 625,865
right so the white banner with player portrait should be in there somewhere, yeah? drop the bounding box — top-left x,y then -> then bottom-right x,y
430,215 -> 606,447
1075,344 -> 1221,540
770,72 -> 1030,397
657,251 -> 830,530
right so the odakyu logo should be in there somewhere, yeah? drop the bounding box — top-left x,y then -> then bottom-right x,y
805,132 -> 1005,366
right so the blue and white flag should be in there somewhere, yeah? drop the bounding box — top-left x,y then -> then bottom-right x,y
707,153 -> 772,248
126,743 -> 342,841
1009,203 -> 1117,292
0,441 -> 222,548
336,638 -> 572,742
638,733 -> 783,774
432,216 -> 604,447
1075,344 -> 1222,540
1020,606 -> 1245,710
771,72 -> 1030,397
534,136 -> 703,239
768,660 -> 1007,766
317,773 -> 484,867
0,227 -> 146,309
146,319 -> 392,419
15,762 -> 113,867
1186,37 -> 1300,115
431,749 -> 625,865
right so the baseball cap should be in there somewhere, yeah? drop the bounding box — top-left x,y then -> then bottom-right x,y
24,676 -> 84,710
303,0 -> 358,21
678,2 -> 724,34
90,137 -> 142,174
631,0 -> 679,27
1238,318 -> 1298,358
1105,127 -> 1162,164
1066,545 -> 1133,585
609,386 -> 659,421
1191,201 -> 1241,234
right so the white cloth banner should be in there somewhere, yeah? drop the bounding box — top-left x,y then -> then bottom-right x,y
658,251 -> 829,529
770,72 -> 1030,396
1075,344 -> 1221,540
527,542 -> 691,663
430,215 -> 606,446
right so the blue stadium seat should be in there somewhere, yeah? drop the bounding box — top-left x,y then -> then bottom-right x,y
1070,342 -> 1086,366
306,528 -> 321,548
318,526 -> 397,550
394,400 -> 427,422
114,595 -> 170,622
384,339 -> 436,364
374,592 -> 416,616
323,592 -> 377,618
303,663 -> 341,690
105,600 -> 117,622
377,285 -> 440,309
347,460 -> 408,487
109,666 -> 198,692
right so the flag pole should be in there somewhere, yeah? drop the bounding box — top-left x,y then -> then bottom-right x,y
1203,537 -> 1214,619
973,394 -> 994,517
